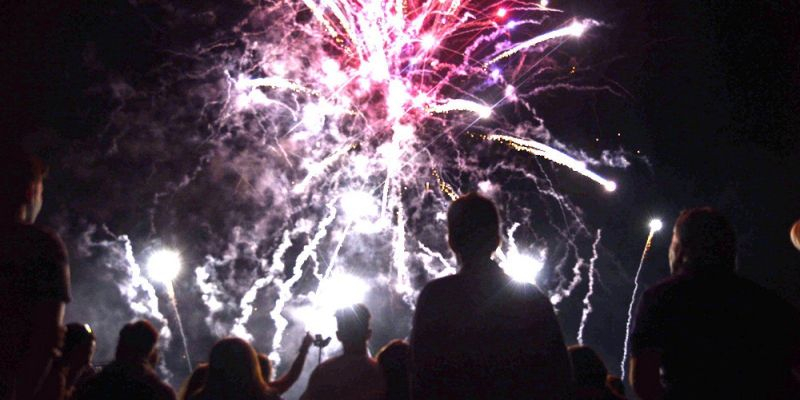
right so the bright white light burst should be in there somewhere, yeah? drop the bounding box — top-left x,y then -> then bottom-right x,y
649,219 -> 663,232
316,273 -> 371,311
500,250 -> 545,284
296,274 -> 371,338
147,249 -> 182,283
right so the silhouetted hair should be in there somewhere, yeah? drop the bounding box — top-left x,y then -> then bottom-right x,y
115,320 -> 159,362
64,323 -> 95,357
675,207 -> 737,271
194,338 -> 272,400
335,303 -> 371,343
447,192 -> 500,258
0,146 -> 48,212
568,345 -> 608,389
180,364 -> 209,400
257,353 -> 273,382
377,339 -> 410,400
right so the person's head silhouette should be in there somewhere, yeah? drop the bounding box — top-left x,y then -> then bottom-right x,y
669,207 -> 737,275
115,320 -> 160,366
447,192 -> 500,267
568,345 -> 608,389
335,303 -> 372,354
376,339 -> 410,400
204,338 -> 268,395
0,146 -> 48,223
63,323 -> 96,371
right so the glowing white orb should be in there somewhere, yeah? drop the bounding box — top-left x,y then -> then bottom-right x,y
649,219 -> 664,232
496,8 -> 507,18
540,0 -> 549,7
491,69 -> 501,80
420,34 -> 437,51
340,191 -> 379,221
567,21 -> 586,37
315,274 -> 370,311
604,181 -> 617,192
147,249 -> 182,283
500,251 -> 544,284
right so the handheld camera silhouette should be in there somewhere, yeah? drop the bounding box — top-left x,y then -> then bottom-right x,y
312,334 -> 331,364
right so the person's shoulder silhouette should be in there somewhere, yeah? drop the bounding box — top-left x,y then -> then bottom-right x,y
0,147 -> 71,400
410,192 -> 573,400
630,207 -> 800,400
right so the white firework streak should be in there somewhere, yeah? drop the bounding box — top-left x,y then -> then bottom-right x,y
392,192 -> 412,300
417,241 -> 457,279
235,75 -> 319,95
577,229 -> 602,345
230,269 -> 275,341
620,228 -> 657,379
119,235 -> 171,342
269,206 -> 338,363
194,259 -> 229,336
292,144 -> 354,194
322,222 -> 353,281
487,20 -> 591,64
427,99 -> 492,119
550,258 -> 583,306
486,134 -> 617,191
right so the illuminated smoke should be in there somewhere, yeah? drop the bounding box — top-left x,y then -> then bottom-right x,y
61,0 -> 631,382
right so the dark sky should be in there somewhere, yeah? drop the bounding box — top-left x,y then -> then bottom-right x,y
2,0 -> 799,385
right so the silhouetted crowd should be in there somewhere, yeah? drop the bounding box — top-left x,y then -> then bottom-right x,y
2,148 -> 799,400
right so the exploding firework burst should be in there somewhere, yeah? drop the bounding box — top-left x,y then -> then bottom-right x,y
60,0 -> 630,388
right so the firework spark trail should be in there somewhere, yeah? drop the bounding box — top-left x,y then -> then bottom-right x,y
577,229 -> 602,345
417,241 -> 457,278
486,134 -> 617,191
292,143 -> 355,194
269,207 -> 338,363
432,170 -> 459,201
391,191 -> 416,300
487,20 -> 590,64
231,272 -> 274,339
165,282 -> 193,373
427,99 -> 492,119
620,222 -> 661,379
195,259 -> 229,336
119,236 -> 172,343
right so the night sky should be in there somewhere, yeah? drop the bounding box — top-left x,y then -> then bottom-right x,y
2,0 -> 799,394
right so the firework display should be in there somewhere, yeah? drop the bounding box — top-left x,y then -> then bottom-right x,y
60,0 -> 631,387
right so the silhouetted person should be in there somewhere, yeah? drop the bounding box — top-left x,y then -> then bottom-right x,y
73,320 -> 175,400
0,148 -> 71,400
410,192 -> 573,399
36,323 -> 97,400
261,333 -> 313,394
568,345 -> 624,400
629,207 -> 800,400
376,340 -> 409,400
180,334 -> 312,400
300,304 -> 385,400
188,338 -> 279,400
